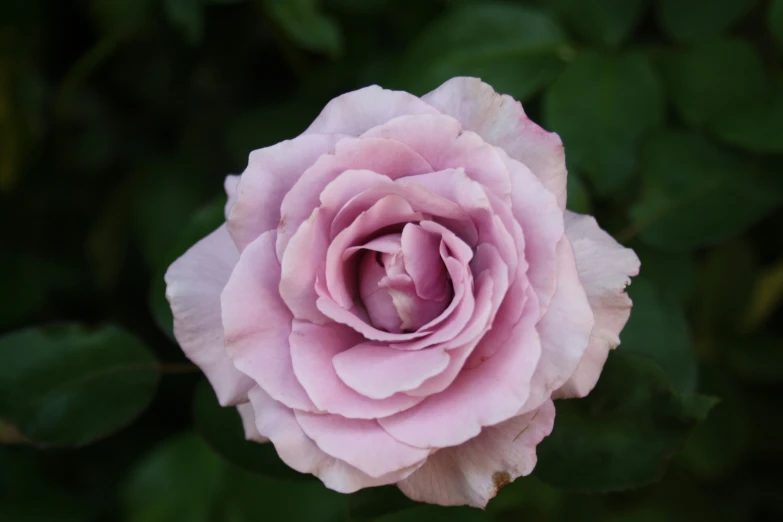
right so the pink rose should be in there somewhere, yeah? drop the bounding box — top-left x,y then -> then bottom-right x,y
165,77 -> 640,507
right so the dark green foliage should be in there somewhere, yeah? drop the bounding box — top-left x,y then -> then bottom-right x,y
656,0 -> 758,42
544,51 -> 664,195
192,379 -> 309,481
630,130 -> 782,250
534,352 -> 716,491
393,3 -> 568,100
0,324 -> 159,446
2,0 -> 783,520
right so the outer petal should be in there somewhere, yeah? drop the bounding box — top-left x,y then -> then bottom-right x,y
224,175 -> 240,219
502,148 -> 563,315
248,387 -> 421,493
554,212 -> 640,399
303,85 -> 439,136
228,133 -> 342,252
397,400 -> 555,508
165,224 -> 254,406
237,402 -> 269,443
295,412 -> 430,478
221,230 -> 318,412
423,77 -> 567,209
522,238 -> 594,413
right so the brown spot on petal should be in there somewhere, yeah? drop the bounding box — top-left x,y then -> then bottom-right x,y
492,471 -> 511,492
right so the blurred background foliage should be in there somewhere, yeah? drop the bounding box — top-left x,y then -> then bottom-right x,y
1,0 -> 783,520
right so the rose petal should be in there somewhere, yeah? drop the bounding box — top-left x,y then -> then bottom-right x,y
224,175 -> 240,219
248,387 -> 421,493
237,402 -> 268,443
333,343 -> 451,400
397,400 -> 555,508
228,133 -> 342,252
521,238 -> 595,413
554,211 -> 640,399
344,234 -> 403,257
289,320 -> 425,419
277,137 -> 433,259
165,224 -> 254,406
279,208 -> 331,324
295,412 -> 430,478
379,307 -> 542,449
502,148 -> 563,315
423,77 -> 567,209
391,243 -> 474,351
385,276 -> 449,332
404,265 -> 499,397
325,194 -> 423,310
304,85 -> 440,136
222,230 -> 318,412
331,171 -> 477,247
401,223 -> 449,301
399,170 -> 518,277
359,251 -> 404,333
362,114 -> 512,200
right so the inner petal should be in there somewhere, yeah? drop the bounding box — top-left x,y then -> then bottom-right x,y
401,223 -> 449,301
356,226 -> 451,334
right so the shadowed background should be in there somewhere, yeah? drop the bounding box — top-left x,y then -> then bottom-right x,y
1,0 -> 783,521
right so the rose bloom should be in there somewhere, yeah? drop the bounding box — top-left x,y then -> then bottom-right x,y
166,77 -> 639,507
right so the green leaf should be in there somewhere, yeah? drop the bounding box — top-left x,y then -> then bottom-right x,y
630,243 -> 695,305
0,447 -> 99,522
130,158 -> 213,270
265,0 -> 343,57
566,171 -> 592,215
658,39 -> 769,128
122,433 -> 224,522
719,335 -> 783,384
192,379 -> 309,481
150,198 -> 226,339
225,101 -> 321,170
164,0 -> 205,44
711,86 -> 783,154
546,0 -> 648,47
393,2 -> 568,100
656,0 -> 758,42
694,241 -> 756,336
123,433 -> 349,522
375,505 -> 493,522
485,475 -> 562,517
349,487 -> 417,521
543,52 -> 664,195
678,367 -> 751,479
741,259 -> 783,331
0,324 -> 159,446
90,0 -> 155,35
218,466 -> 348,522
630,130 -> 783,250
772,0 -> 783,46
622,277 -> 697,392
534,351 -> 717,492
0,252 -> 67,330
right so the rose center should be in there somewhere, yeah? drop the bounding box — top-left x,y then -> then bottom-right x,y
357,225 -> 451,333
